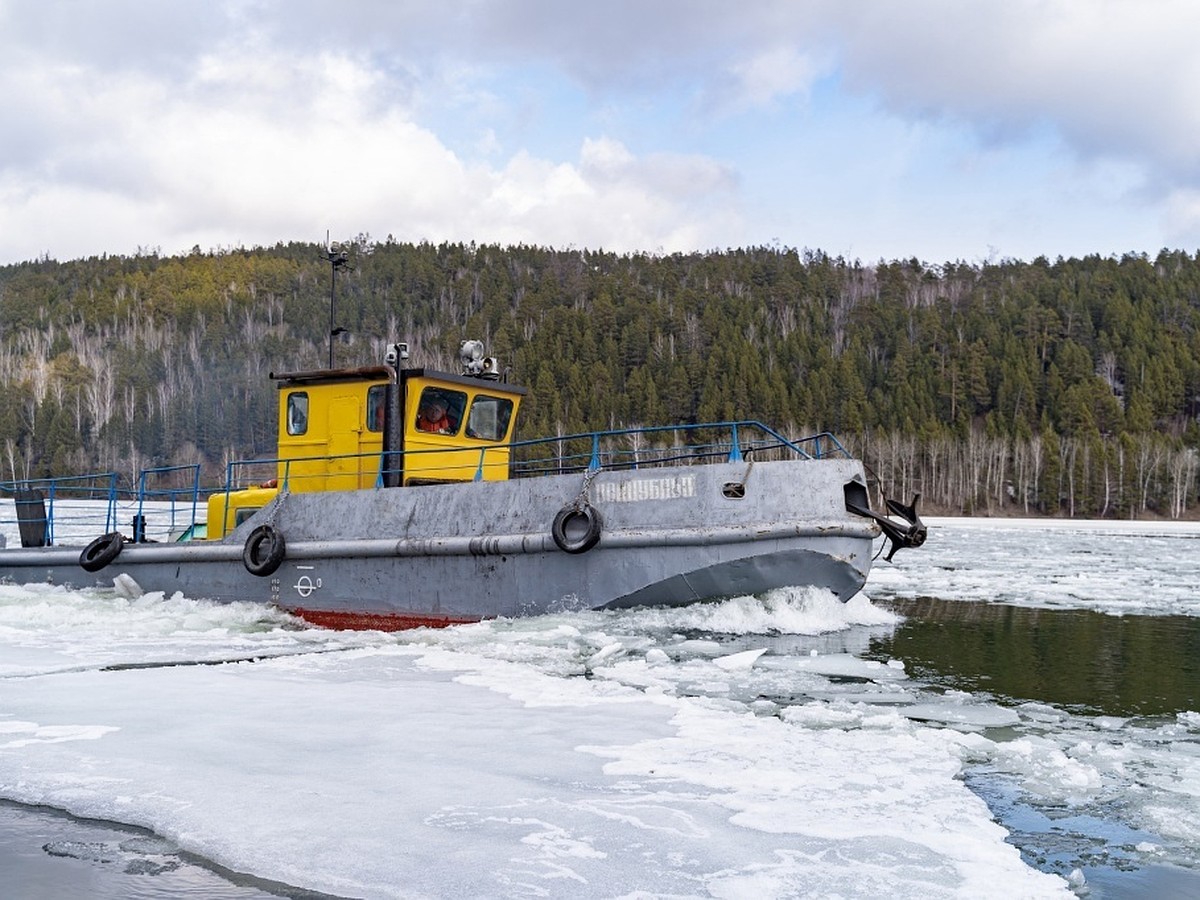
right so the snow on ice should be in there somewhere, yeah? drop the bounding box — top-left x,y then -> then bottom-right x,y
1,517 -> 1199,897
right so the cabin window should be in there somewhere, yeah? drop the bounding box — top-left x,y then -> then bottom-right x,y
415,387 -> 465,435
286,392 -> 309,435
465,395 -> 515,441
235,507 -> 261,526
367,385 -> 386,432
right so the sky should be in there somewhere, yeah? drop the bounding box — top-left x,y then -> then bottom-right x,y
1,0 -> 1198,267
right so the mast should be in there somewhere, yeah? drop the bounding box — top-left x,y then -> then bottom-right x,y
326,240 -> 349,368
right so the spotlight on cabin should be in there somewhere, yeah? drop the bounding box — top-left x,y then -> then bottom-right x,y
385,342 -> 409,367
460,339 -> 486,375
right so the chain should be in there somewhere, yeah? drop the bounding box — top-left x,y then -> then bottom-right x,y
266,486 -> 289,528
574,467 -> 600,509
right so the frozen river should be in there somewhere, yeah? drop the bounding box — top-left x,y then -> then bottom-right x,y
1,517 -> 1198,898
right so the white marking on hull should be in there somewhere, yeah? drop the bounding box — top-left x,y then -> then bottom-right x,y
294,575 -> 322,598
593,475 -> 696,503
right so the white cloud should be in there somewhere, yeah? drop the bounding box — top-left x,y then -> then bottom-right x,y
580,137 -> 735,199
819,1 -> 1200,176
0,29 -> 741,261
726,46 -> 824,110
479,140 -> 740,251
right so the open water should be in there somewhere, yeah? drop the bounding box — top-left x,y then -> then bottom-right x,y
1,516 -> 1199,897
870,599 -> 1200,897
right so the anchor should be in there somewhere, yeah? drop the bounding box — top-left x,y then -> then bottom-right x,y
846,492 -> 927,562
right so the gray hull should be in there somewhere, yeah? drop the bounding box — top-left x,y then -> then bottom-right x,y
0,459 -> 878,629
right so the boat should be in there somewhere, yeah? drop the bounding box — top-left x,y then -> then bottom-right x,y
0,339 -> 926,630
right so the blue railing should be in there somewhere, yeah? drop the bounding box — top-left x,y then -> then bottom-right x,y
0,472 -> 121,546
134,465 -> 204,541
507,421 -> 850,477
217,421 -> 851,493
1,422 -> 850,546
0,465 -> 204,547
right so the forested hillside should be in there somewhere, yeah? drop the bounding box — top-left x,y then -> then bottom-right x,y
2,239 -> 1199,518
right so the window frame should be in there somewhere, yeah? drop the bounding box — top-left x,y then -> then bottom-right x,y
286,392 -> 309,436
414,387 -> 467,436
366,384 -> 386,433
464,394 -> 515,442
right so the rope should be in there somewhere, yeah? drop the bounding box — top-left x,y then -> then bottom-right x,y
741,459 -> 755,487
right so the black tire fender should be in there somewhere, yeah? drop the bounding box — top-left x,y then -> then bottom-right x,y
243,524 -> 286,577
551,503 -> 603,554
79,531 -> 124,572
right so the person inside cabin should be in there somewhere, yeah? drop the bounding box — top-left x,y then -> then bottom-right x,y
416,397 -> 454,434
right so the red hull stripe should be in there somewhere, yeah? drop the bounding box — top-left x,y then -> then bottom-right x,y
288,607 -> 482,632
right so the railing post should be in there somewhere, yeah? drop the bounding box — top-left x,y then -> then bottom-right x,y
474,449 -> 486,481
136,469 -> 148,541
46,481 -> 56,545
727,423 -> 743,463
114,473 -> 120,531
223,463 -> 235,536
589,434 -> 601,471
189,464 -> 201,536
